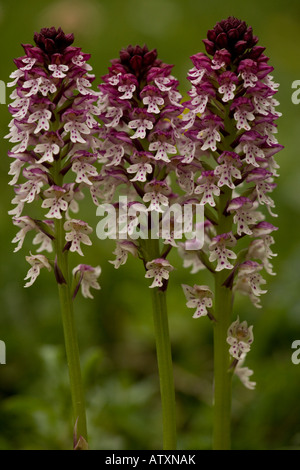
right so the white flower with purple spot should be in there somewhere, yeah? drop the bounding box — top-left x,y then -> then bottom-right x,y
234,261 -> 267,308
145,258 -> 174,288
48,64 -> 69,78
12,216 -> 37,252
109,240 -> 138,269
24,253 -> 51,287
182,284 -> 213,318
72,264 -> 101,299
194,170 -> 220,207
227,317 -> 254,360
227,197 -> 264,236
128,117 -> 154,139
214,151 -> 242,189
64,219 -> 93,256
209,232 -> 237,271
42,186 -> 68,219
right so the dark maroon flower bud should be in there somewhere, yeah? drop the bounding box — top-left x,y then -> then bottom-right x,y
34,27 -> 74,55
203,16 -> 259,61
116,44 -> 160,79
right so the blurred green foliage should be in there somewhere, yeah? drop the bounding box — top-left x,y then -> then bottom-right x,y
1,0 -> 300,450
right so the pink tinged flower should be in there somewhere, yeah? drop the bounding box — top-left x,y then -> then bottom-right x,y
234,261 -> 267,308
154,76 -> 172,92
177,137 -> 196,164
227,197 -> 263,236
194,170 -> 220,207
252,89 -> 280,117
72,264 -> 101,299
9,97 -> 30,119
197,118 -> 222,152
106,73 -> 121,86
238,59 -> 259,88
64,219 -> 92,256
175,166 -> 195,195
231,97 -> 255,131
128,117 -> 154,139
145,258 -> 174,288
168,88 -> 182,106
12,216 -> 37,252
263,74 -> 279,92
24,253 -> 51,288
143,191 -> 169,212
255,180 -> 277,214
109,240 -> 138,269
187,66 -> 206,85
104,144 -> 125,166
32,231 -> 53,253
72,54 -> 92,68
118,202 -> 148,236
142,92 -> 164,114
190,90 -> 209,114
227,317 -> 254,360
9,192 -> 26,218
251,221 -> 278,238
209,232 -> 237,271
211,49 -> 231,70
7,69 -> 24,87
64,119 -> 91,144
214,151 -> 242,189
218,72 -> 238,102
247,238 -> 276,275
34,141 -> 60,164
28,108 -> 52,133
76,77 -> 97,96
143,180 -> 170,212
127,161 -> 152,182
63,183 -> 85,215
39,77 -> 57,96
41,185 -> 68,219
48,63 -> 69,78
246,169 -> 277,215
105,107 -> 123,127
8,155 -> 29,185
182,284 -> 213,318
149,141 -> 177,163
234,354 -> 256,390
19,166 -> 48,203
118,83 -> 136,100
256,120 -> 278,146
71,158 -> 98,185
5,122 -> 35,153
177,243 -> 204,274
20,57 -> 37,71
235,140 -> 265,167
22,77 -> 43,97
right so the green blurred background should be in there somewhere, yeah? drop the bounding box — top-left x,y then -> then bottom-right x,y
0,0 -> 300,450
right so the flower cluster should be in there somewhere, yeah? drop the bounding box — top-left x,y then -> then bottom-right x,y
178,16 -> 283,309
6,27 -> 102,296
96,44 -> 184,286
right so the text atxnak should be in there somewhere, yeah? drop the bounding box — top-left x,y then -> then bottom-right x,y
105,454 -> 196,466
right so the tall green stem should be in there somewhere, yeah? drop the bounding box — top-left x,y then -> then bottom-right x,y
142,239 -> 177,450
213,273 -> 233,449
151,286 -> 177,450
53,161 -> 87,446
212,186 -> 234,450
55,218 -> 88,445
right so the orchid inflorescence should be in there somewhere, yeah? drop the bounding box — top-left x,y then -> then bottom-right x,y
177,17 -> 283,387
6,27 -> 102,298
